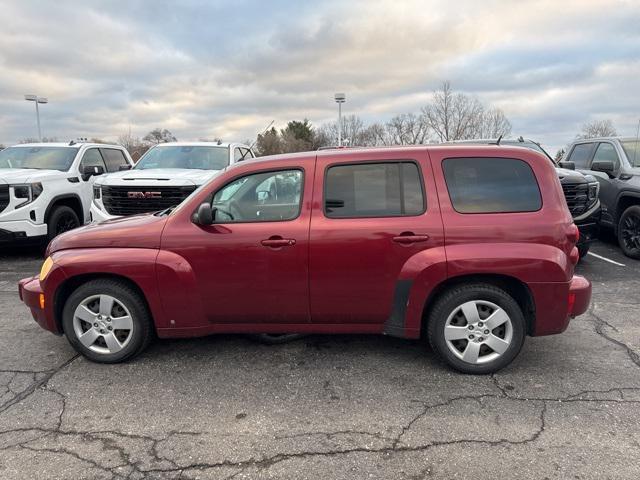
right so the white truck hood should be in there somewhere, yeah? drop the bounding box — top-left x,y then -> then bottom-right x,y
96,168 -> 220,187
0,169 -> 65,184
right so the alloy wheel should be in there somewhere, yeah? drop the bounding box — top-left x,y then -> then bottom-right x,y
56,213 -> 79,235
443,300 -> 513,365
72,294 -> 134,354
621,212 -> 640,251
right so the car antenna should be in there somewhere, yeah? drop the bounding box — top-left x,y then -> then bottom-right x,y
248,120 -> 275,151
489,135 -> 504,146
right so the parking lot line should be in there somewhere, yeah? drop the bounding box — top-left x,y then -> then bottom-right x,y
587,251 -> 626,267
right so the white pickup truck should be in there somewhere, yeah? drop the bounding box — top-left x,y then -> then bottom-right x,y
90,142 -> 255,220
0,142 -> 134,243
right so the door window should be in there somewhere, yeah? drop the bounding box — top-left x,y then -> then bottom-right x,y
324,162 -> 425,218
100,148 -> 129,172
592,142 -> 620,169
567,143 -> 596,169
212,169 -> 303,222
233,147 -> 244,162
80,149 -> 107,172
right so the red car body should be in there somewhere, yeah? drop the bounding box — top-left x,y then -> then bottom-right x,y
19,146 -> 591,350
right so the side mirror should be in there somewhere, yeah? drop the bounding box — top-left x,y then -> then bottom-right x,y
558,161 -> 575,170
192,203 -> 213,225
119,164 -> 132,171
591,160 -> 615,178
82,165 -> 104,180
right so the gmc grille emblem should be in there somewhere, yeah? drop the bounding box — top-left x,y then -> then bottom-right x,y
127,191 -> 162,199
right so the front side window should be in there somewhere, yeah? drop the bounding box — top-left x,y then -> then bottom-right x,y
442,157 -> 541,214
101,148 -> 129,172
80,149 -> 107,171
0,146 -> 77,171
567,143 -> 596,169
324,162 -> 425,218
136,146 -> 229,170
212,169 -> 303,222
620,140 -> 640,168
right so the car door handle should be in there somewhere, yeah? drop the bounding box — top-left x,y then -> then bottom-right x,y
392,233 -> 430,244
261,237 -> 296,248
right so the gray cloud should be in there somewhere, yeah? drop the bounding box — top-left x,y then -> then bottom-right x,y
0,0 -> 638,154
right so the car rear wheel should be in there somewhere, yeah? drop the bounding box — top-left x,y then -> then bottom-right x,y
427,284 -> 526,374
62,279 -> 153,363
618,205 -> 640,259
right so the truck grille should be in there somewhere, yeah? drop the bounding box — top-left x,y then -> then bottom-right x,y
101,185 -> 197,216
0,185 -> 9,214
561,183 -> 591,217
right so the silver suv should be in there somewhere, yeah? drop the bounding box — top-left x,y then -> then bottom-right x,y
563,137 -> 640,258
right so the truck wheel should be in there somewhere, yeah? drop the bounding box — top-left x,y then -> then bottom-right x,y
427,284 -> 526,374
618,205 -> 640,259
47,205 -> 80,241
62,279 -> 153,363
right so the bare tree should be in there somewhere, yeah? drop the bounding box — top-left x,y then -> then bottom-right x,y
143,128 -> 177,145
477,108 -> 512,139
385,113 -> 429,145
118,128 -> 149,160
555,149 -> 565,162
579,119 -> 617,139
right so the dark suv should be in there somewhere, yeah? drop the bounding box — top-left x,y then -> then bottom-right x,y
563,137 -> 640,258
19,145 -> 591,374
455,138 -> 601,258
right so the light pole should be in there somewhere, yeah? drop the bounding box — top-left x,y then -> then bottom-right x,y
24,94 -> 48,141
334,93 -> 346,146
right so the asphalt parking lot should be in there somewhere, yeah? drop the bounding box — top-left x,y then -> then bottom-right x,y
1,236 -> 639,480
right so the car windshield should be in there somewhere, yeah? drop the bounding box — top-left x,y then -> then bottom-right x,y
0,146 -> 77,171
621,140 -> 640,167
135,146 -> 229,170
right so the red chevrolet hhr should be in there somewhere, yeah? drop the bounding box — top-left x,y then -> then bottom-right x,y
19,145 -> 591,373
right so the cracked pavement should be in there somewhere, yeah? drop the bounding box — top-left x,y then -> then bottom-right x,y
1,237 -> 639,479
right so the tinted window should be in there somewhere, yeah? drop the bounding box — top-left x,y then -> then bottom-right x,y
212,169 -> 302,222
80,149 -> 107,171
101,148 -> 128,172
442,157 -> 541,214
621,140 -> 640,167
324,162 -> 425,218
567,143 -> 596,168
593,142 -> 620,168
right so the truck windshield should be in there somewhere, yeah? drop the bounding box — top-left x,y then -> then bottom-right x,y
135,146 -> 229,170
0,146 -> 77,171
621,140 -> 640,167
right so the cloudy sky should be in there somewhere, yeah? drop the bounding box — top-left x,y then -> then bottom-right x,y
0,0 -> 638,153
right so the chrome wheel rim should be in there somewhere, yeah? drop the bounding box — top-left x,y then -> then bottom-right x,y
72,294 -> 134,354
444,300 -> 513,365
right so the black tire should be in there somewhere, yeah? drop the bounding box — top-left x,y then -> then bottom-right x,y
62,279 -> 153,363
577,243 -> 590,260
617,205 -> 640,259
426,283 -> 526,374
47,205 -> 80,241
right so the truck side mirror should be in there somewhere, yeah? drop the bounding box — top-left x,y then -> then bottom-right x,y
192,203 -> 213,225
558,161 -> 575,170
591,160 -> 615,178
82,165 -> 105,181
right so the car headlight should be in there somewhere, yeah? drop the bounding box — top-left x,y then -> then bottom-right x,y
39,256 -> 54,281
587,182 -> 599,207
11,182 -> 43,208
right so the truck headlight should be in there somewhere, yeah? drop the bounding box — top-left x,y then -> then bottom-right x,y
587,182 -> 599,207
12,182 -> 43,208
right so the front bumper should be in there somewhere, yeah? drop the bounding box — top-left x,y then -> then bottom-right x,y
574,201 -> 601,247
18,276 -> 59,333
0,219 -> 48,240
90,202 -> 119,223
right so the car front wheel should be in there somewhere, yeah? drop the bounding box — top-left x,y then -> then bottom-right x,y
427,284 -> 526,374
62,279 -> 153,363
618,205 -> 640,259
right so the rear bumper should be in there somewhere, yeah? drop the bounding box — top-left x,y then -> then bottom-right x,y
568,275 -> 591,317
18,276 -> 60,334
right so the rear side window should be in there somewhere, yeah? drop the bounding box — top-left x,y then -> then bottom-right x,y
442,157 -> 541,214
324,162 -> 425,218
567,143 -> 596,168
101,148 -> 129,172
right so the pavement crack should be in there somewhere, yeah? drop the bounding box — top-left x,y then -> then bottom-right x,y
587,307 -> 640,368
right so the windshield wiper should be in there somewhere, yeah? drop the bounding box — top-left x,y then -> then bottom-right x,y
155,205 -> 177,216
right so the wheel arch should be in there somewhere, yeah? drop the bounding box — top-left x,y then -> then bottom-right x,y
53,272 -> 153,334
421,274 -> 536,336
45,194 -> 84,225
615,192 -> 640,224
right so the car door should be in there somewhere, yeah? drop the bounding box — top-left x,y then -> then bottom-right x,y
579,142 -> 622,225
77,148 -> 108,223
164,163 -> 313,325
309,151 -> 444,325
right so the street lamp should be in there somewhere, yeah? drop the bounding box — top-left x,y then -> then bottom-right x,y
334,93 -> 346,146
24,94 -> 48,141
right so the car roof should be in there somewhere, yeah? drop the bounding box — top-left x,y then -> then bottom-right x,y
151,142 -> 244,148
572,137 -> 638,143
8,142 -> 129,149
